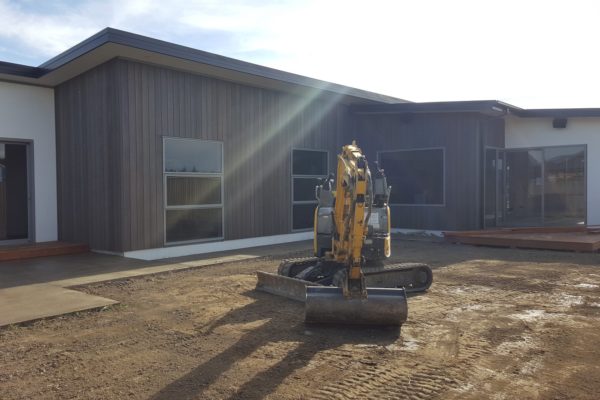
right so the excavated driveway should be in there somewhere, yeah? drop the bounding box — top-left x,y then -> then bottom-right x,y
1,238 -> 600,399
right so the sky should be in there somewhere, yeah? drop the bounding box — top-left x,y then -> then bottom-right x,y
1,0 -> 599,108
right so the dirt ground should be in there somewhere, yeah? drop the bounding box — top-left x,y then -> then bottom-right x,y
1,239 -> 600,400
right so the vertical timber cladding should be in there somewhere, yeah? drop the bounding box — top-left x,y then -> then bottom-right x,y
115,59 -> 346,251
348,113 -> 504,231
55,60 -> 123,252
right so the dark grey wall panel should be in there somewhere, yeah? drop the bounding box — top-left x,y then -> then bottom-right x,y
55,60 -> 123,251
57,58 -> 347,252
117,58 -> 347,250
348,113 -> 505,231
56,57 -> 505,251
481,117 -> 505,149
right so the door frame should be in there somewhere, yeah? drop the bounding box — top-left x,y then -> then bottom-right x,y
483,146 -> 503,229
0,138 -> 34,245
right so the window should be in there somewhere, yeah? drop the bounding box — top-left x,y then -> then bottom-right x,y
543,145 -> 586,226
164,138 -> 223,244
489,145 -> 587,227
378,148 -> 444,205
292,149 -> 328,230
165,139 -> 222,173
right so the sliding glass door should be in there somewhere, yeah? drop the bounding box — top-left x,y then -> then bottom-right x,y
543,146 -> 586,226
504,149 -> 543,226
484,145 -> 586,228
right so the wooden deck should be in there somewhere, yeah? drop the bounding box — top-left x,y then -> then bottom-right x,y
444,226 -> 600,253
0,242 -> 89,262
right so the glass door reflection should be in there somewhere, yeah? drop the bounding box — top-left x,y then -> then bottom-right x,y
543,146 -> 586,226
504,149 -> 544,227
484,145 -> 586,228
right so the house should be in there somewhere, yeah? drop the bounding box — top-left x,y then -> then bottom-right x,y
0,28 -> 598,260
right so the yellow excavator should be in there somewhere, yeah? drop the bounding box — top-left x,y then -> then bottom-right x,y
256,141 -> 432,326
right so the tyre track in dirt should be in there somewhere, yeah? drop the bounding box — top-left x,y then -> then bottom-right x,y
310,259 -> 598,400
312,293 -> 499,400
311,270 -> 549,400
312,327 -> 493,400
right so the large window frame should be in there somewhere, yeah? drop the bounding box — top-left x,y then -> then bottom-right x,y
484,144 -> 587,228
291,148 -> 329,232
377,147 -> 446,207
163,137 -> 224,245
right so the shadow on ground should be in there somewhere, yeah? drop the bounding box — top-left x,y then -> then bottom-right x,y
150,290 -> 400,400
0,241 -> 313,290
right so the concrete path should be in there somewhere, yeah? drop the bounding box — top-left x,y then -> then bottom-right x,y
0,240 -> 311,327
0,284 -> 118,327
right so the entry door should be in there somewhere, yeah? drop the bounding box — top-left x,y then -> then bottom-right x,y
0,142 -> 30,242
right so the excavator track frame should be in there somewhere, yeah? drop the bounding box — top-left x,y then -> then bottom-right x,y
256,259 -> 433,302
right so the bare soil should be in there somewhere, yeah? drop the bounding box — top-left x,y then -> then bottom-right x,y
1,239 -> 600,399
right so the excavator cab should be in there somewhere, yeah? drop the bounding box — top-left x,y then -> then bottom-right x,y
314,162 -> 391,262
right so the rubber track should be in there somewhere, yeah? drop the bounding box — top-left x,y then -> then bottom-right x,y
278,257 -> 320,276
279,259 -> 433,293
363,263 -> 433,293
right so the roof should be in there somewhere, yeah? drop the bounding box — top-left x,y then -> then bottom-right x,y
2,28 -> 599,114
0,28 -> 404,104
351,100 -> 600,118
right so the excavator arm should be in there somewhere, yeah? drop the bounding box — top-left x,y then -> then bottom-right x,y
332,142 -> 370,298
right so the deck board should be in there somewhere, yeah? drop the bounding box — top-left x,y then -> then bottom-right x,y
445,227 -> 600,252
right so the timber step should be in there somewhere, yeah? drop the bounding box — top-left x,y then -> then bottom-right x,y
0,242 -> 89,262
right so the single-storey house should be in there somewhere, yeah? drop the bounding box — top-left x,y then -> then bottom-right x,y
0,28 -> 598,259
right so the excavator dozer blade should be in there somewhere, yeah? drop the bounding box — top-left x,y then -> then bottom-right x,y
304,286 -> 408,326
255,271 -> 321,302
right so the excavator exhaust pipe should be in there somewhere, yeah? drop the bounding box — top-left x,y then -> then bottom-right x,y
304,286 -> 408,326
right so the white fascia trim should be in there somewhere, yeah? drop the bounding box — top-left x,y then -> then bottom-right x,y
391,228 -> 444,237
123,231 -> 313,261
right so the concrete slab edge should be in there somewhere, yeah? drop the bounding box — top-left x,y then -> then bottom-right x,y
0,302 -> 119,328
123,232 -> 313,260
55,254 -> 260,288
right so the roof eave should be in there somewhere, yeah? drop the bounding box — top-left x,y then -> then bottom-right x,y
1,27 -> 399,104
513,108 -> 600,118
0,61 -> 47,79
350,100 -> 522,116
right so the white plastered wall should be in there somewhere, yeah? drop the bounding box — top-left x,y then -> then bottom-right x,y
505,115 -> 600,225
0,81 -> 57,241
